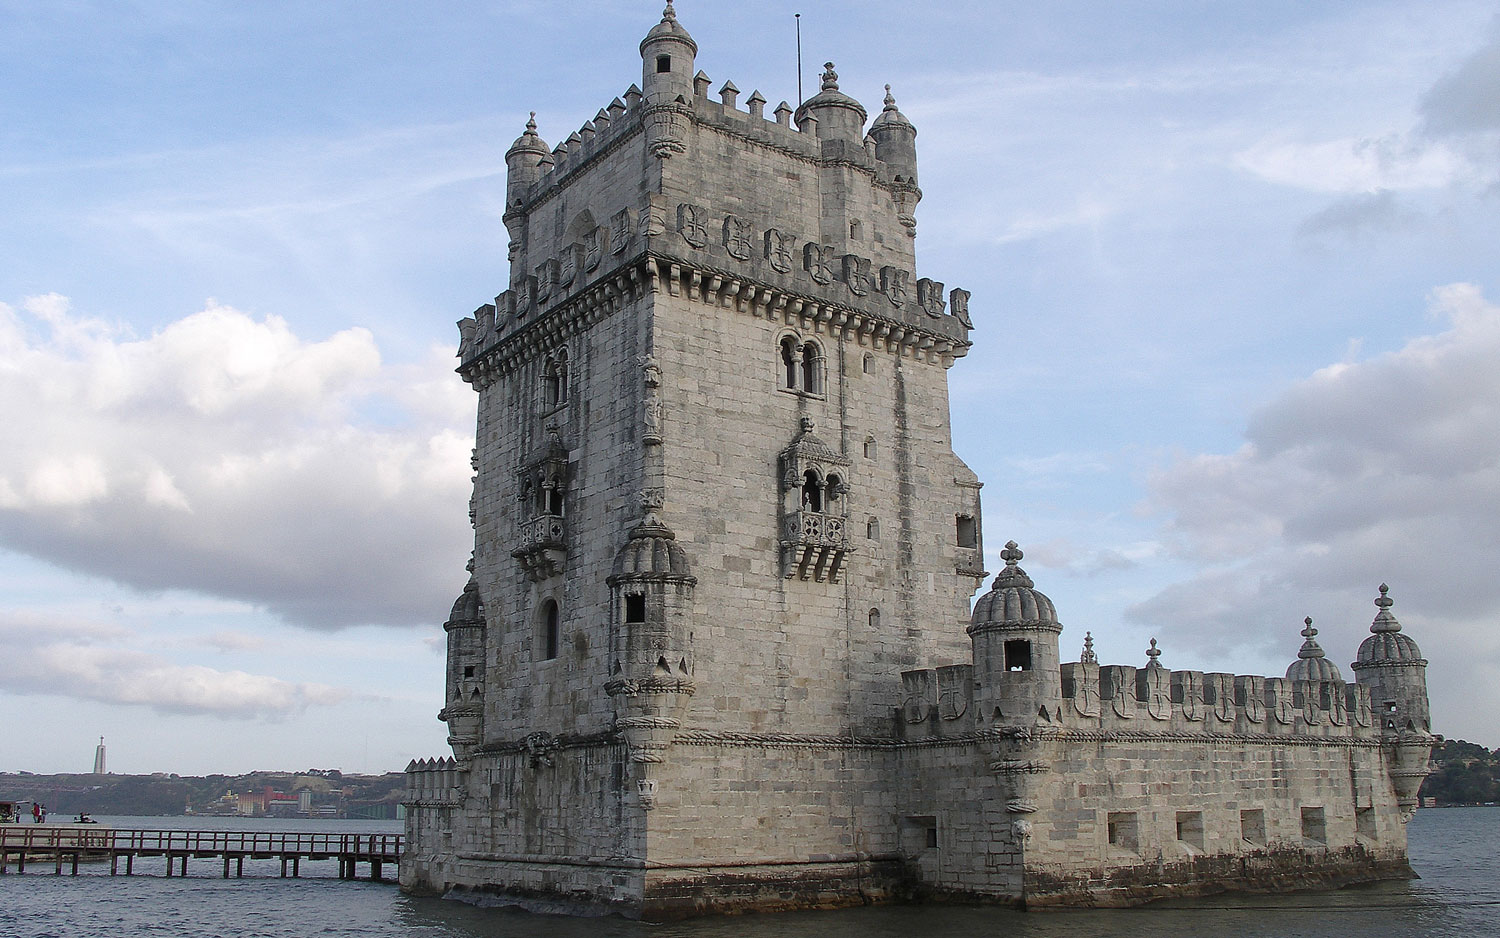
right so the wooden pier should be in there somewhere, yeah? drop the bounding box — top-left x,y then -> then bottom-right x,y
0,826 -> 401,881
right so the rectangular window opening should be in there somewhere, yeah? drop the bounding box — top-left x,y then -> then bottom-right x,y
462,665 -> 475,678
1355,806 -> 1377,841
956,515 -> 978,549
1004,639 -> 1032,672
1301,806 -> 1327,846
625,594 -> 647,624
1175,810 -> 1204,850
1106,811 -> 1139,852
900,815 -> 938,856
1240,808 -> 1266,847
656,55 -> 671,74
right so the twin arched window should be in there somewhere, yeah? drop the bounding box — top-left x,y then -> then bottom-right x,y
779,336 -> 823,396
801,470 -> 842,514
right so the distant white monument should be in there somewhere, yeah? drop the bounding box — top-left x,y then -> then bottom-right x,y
92,736 -> 106,775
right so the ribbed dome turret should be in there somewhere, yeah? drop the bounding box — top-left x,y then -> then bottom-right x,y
612,515 -> 693,579
1287,617 -> 1343,682
794,63 -> 868,141
970,542 -> 1059,632
506,112 -> 550,162
640,1 -> 697,56
1355,584 -> 1425,666
444,578 -> 485,630
869,85 -> 914,132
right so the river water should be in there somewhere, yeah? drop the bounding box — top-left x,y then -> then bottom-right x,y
1,807 -> 1495,937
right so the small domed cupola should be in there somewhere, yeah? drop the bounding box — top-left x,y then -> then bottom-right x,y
640,1 -> 696,105
1355,584 -> 1426,668
505,112 -> 551,206
794,62 -> 868,142
1286,617 -> 1343,682
869,84 -> 919,185
445,577 -> 486,629
969,541 -> 1060,634
612,513 -> 694,580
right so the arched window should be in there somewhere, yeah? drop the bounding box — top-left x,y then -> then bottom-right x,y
866,517 -> 880,540
781,336 -> 798,389
868,608 -> 880,629
864,436 -> 876,459
849,219 -> 862,240
801,470 -> 822,512
825,473 -> 843,512
541,600 -> 560,661
800,343 -> 820,395
546,484 -> 563,517
862,352 -> 873,374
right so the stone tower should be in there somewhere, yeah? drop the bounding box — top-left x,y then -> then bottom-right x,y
404,3 -> 980,917
404,6 -> 1432,917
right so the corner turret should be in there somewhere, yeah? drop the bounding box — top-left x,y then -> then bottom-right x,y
505,112 -> 550,208
869,84 -> 919,185
640,1 -> 697,106
438,577 -> 487,761
1351,584 -> 1432,820
968,541 -> 1063,726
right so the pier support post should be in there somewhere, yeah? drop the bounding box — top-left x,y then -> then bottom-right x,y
292,856 -> 300,878
223,856 -> 230,879
280,856 -> 287,878
180,856 -> 187,877
110,853 -> 117,875
165,855 -> 172,877
236,856 -> 244,878
71,853 -> 79,876
125,854 -> 133,876
370,860 -> 382,882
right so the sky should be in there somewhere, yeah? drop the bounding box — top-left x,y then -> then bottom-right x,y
1,0 -> 1498,775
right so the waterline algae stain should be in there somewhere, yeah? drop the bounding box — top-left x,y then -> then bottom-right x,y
0,809 -> 1494,936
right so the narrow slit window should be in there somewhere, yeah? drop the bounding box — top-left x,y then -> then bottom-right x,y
541,600 -> 560,661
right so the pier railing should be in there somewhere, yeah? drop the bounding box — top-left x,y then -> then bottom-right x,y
0,827 -> 402,879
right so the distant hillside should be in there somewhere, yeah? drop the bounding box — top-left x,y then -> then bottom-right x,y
0,769 -> 405,818
1422,739 -> 1500,806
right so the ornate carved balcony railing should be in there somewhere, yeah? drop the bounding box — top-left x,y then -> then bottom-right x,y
780,510 -> 851,583
512,513 -> 566,581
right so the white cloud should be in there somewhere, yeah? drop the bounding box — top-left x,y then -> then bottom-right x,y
1136,283 -> 1500,741
0,295 -> 474,629
0,612 -> 343,718
1236,134 -> 1472,193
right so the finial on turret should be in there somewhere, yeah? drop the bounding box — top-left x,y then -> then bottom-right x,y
526,111 -> 537,132
1081,632 -> 1097,664
1372,583 -> 1402,633
662,0 -> 676,21
1297,616 -> 1329,660
1145,638 -> 1163,668
1000,540 -> 1022,566
883,84 -> 896,110
821,62 -> 839,92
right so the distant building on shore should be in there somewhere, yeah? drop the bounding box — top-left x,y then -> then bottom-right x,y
92,736 -> 106,776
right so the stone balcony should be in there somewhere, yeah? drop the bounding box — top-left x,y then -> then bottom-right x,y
780,509 -> 851,583
512,513 -> 566,581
